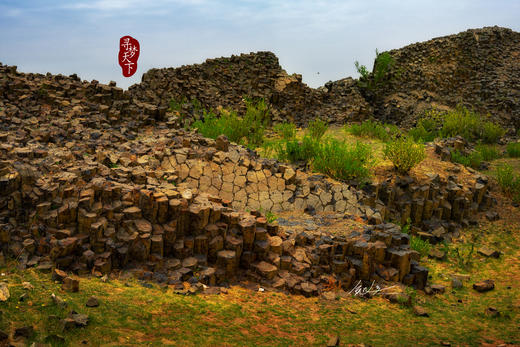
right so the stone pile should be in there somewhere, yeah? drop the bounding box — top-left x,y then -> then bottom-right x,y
128,52 -> 372,126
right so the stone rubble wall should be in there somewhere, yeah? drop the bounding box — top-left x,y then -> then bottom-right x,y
127,52 -> 372,126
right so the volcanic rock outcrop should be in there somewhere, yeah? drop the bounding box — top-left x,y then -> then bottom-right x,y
373,26 -> 520,129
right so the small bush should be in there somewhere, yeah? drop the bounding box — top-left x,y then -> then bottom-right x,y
410,236 -> 431,257
408,111 -> 443,142
439,106 -> 505,144
271,135 -> 318,163
496,164 -> 520,193
307,119 -> 328,140
506,142 -> 520,158
475,144 -> 501,161
409,107 -> 505,144
346,120 -> 399,142
274,122 -> 296,140
192,99 -> 270,149
384,137 -> 426,174
312,139 -> 373,181
451,150 -> 483,169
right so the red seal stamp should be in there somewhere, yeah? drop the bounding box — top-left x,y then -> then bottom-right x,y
118,36 -> 140,77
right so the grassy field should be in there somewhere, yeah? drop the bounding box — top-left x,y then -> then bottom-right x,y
1,212 -> 518,346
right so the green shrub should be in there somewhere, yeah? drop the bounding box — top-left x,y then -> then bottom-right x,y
192,99 -> 270,149
451,150 -> 483,169
346,120 -> 399,142
408,112 -> 443,142
475,144 -> 501,161
496,164 -> 520,193
273,122 -> 296,140
409,107 -> 505,144
312,139 -> 373,181
384,137 -> 426,174
481,122 -> 506,144
506,142 -> 520,158
439,106 -> 505,144
410,236 -> 431,257
307,119 -> 328,140
271,135 -> 318,163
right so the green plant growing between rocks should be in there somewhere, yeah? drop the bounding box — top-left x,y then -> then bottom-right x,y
192,99 -> 270,149
355,49 -> 395,91
410,236 -> 431,257
384,137 -> 426,174
265,211 -> 278,223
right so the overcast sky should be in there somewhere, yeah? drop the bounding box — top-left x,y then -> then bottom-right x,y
1,0 -> 519,89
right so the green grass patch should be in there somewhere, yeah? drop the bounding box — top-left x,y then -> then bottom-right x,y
273,122 -> 296,140
307,119 -> 328,140
312,139 -> 374,182
475,144 -> 501,161
410,235 -> 431,257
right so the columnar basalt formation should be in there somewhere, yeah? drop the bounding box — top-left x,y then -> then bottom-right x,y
1,26 -> 508,293
373,26 -> 520,129
127,52 -> 372,126
0,63 -> 424,293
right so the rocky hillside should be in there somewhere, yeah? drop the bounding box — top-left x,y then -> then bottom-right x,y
374,26 -> 520,128
126,26 -> 520,130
